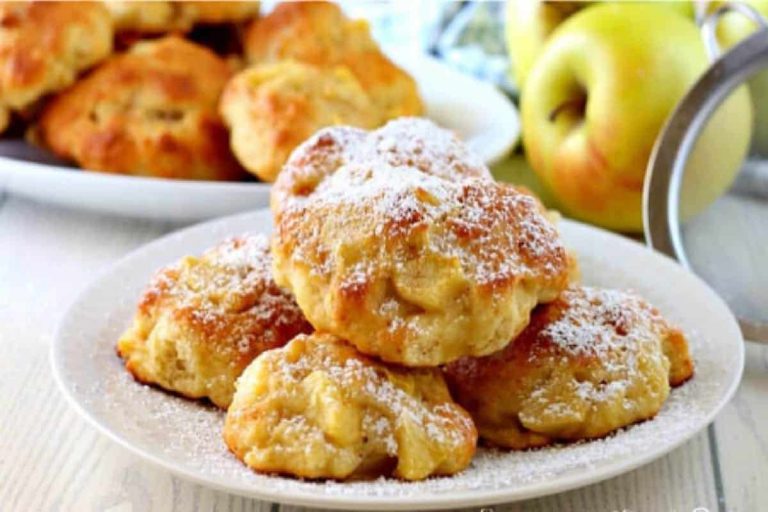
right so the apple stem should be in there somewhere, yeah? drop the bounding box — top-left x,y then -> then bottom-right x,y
549,96 -> 587,123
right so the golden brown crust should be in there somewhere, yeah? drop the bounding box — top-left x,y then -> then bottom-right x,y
183,1 -> 260,24
271,127 -> 571,366
117,235 -> 313,409
223,333 -> 477,481
106,1 -> 188,33
219,60 -> 379,182
663,327 -> 695,387
271,118 -> 494,214
107,1 -> 260,33
0,106 -> 9,134
444,286 -> 694,449
244,1 -> 422,121
37,36 -> 246,180
0,1 -> 113,120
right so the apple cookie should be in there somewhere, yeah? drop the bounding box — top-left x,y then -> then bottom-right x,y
272,149 -> 572,366
223,332 -> 477,481
270,117 -> 493,214
37,36 -> 245,180
106,1 -> 260,34
219,60 -> 380,182
117,235 -> 312,409
0,1 -> 113,132
444,286 -> 694,449
243,1 -> 422,122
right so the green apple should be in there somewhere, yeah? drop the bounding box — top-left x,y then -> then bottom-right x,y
505,1 -> 585,89
710,0 -> 768,48
521,3 -> 752,232
710,0 -> 768,156
505,1 -> 694,90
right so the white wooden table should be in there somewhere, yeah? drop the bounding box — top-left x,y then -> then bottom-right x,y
1,193 -> 765,512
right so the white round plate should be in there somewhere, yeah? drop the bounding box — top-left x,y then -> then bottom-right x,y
51,210 -> 744,511
0,53 -> 518,222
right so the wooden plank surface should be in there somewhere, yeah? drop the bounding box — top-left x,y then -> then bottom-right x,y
0,196 -> 761,511
710,343 -> 768,512
682,192 -> 768,512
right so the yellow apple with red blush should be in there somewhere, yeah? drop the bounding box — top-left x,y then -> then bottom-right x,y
505,1 -> 693,90
521,3 -> 752,231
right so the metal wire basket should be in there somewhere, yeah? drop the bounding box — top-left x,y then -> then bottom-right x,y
645,2 -> 768,344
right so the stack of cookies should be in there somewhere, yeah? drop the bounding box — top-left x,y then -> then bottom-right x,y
117,118 -> 694,482
1,1 -> 422,183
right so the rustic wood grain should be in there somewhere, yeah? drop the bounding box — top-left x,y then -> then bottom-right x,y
711,343 -> 768,512
682,192 -> 768,512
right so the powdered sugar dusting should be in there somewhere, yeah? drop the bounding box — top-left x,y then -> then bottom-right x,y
69,337 -> 719,499
285,117 -> 492,186
137,234 -> 310,359
272,118 -> 493,214
55,210 -> 742,506
356,117 -> 491,181
275,117 -> 568,298
540,288 -> 659,358
535,287 -> 677,408
265,338 -> 471,452
279,162 -> 567,289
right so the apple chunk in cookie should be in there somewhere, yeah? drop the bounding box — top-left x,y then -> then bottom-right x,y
444,286 -> 694,450
272,158 -> 572,366
117,235 -> 312,409
224,333 -> 477,481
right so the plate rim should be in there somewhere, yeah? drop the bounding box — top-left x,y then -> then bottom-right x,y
50,210 -> 745,511
0,154 -> 271,190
